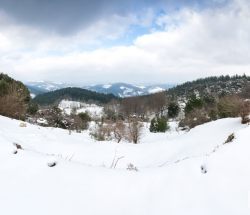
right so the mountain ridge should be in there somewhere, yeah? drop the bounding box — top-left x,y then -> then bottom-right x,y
26,81 -> 174,98
33,87 -> 117,106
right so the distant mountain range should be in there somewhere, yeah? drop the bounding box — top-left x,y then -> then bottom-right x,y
85,83 -> 173,97
26,81 -> 174,98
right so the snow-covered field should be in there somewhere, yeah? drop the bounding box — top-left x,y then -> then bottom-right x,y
0,115 -> 250,215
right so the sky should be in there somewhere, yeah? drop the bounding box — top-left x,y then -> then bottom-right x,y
0,0 -> 249,84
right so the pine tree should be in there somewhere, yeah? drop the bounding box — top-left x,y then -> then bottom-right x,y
150,117 -> 169,133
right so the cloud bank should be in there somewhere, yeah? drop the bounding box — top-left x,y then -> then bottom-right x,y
0,0 -> 249,84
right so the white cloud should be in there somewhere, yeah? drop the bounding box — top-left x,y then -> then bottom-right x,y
1,0 -> 250,84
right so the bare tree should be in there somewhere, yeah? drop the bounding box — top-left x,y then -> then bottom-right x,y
120,96 -> 149,119
112,120 -> 126,143
126,118 -> 143,144
104,99 -> 120,121
148,92 -> 168,116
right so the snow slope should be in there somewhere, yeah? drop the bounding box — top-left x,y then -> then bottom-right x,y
0,116 -> 250,215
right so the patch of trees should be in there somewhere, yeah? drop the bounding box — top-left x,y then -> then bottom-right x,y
167,74 -> 250,98
179,93 -> 250,129
0,73 -> 31,120
104,92 -> 168,121
32,106 -> 92,131
90,117 -> 143,144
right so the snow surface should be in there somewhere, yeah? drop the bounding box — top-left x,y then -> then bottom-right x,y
0,116 -> 250,215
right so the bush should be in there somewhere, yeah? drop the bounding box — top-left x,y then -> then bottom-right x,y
78,112 -> 91,122
37,106 -> 70,129
208,108 -> 218,120
90,121 -> 113,141
27,102 -> 39,115
167,102 -> 180,118
70,115 -> 89,131
113,120 -> 126,143
0,73 -> 31,119
179,108 -> 210,129
69,112 -> 91,131
217,96 -> 242,118
240,101 -> 250,124
150,117 -> 169,133
185,95 -> 203,114
127,118 -> 143,144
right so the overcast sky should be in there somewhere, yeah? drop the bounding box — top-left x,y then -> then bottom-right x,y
0,0 -> 249,84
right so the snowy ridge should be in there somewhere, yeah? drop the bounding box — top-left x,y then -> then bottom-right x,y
85,83 -> 171,97
0,116 -> 250,215
26,81 -> 174,97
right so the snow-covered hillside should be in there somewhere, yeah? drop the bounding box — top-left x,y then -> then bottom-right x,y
26,81 -> 71,92
0,116 -> 250,215
58,100 -> 103,118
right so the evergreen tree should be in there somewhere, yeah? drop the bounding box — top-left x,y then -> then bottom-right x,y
150,117 -> 169,133
168,102 -> 180,118
185,95 -> 203,113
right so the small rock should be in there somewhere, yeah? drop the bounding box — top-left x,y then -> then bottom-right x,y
19,122 -> 27,127
201,165 -> 207,174
13,142 -> 23,150
47,161 -> 57,167
12,149 -> 18,154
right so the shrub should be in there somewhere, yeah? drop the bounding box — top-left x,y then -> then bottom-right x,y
208,108 -> 218,120
127,163 -> 138,171
240,101 -> 250,124
179,108 -> 210,129
113,120 -> 126,143
185,95 -> 203,113
27,102 -> 39,115
0,74 -> 31,120
90,122 -> 113,141
70,112 -> 91,131
150,117 -> 169,133
217,96 -> 242,118
78,112 -> 91,121
36,106 -> 70,129
167,102 -> 180,118
127,118 -> 143,144
70,115 -> 89,131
